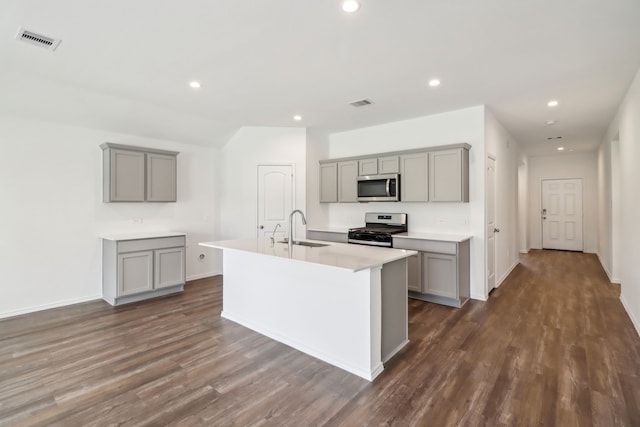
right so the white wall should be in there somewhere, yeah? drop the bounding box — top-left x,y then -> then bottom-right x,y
528,153 -> 598,252
305,128 -> 331,228
0,114 -> 220,318
216,126 -> 307,242
323,106 -> 488,300
600,67 -> 640,335
518,158 -> 530,253
597,139 -> 613,279
484,109 -> 521,286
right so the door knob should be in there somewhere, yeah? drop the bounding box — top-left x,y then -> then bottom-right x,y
259,225 -> 264,229
494,228 -> 500,233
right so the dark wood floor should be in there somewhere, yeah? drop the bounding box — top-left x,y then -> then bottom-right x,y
1,250 -> 640,426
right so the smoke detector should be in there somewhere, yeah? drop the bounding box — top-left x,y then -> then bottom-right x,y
15,27 -> 61,51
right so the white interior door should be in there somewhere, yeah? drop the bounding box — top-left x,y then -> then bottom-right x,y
486,156 -> 497,293
257,165 -> 293,239
542,179 -> 583,251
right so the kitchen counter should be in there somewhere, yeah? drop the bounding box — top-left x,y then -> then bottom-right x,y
200,238 -> 415,272
101,231 -> 186,241
198,238 -> 415,381
394,232 -> 472,243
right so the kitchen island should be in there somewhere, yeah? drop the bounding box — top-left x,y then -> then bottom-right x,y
199,238 -> 416,381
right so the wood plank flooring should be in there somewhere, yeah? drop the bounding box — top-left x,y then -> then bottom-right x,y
1,250 -> 640,426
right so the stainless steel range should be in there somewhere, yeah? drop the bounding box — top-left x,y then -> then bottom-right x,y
347,213 -> 408,247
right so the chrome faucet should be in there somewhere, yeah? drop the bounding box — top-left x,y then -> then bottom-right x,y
288,209 -> 307,250
270,223 -> 281,245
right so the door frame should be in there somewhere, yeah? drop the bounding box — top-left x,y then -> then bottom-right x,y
256,163 -> 296,238
486,154 -> 497,296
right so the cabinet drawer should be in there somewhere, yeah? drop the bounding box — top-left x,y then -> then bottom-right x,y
393,238 -> 457,255
117,236 -> 185,253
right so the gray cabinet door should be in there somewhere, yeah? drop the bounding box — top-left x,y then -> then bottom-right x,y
358,158 -> 378,176
338,161 -> 358,202
118,251 -> 154,296
400,152 -> 428,202
154,247 -> 185,288
421,252 -> 457,298
108,149 -> 145,202
429,148 -> 468,202
407,253 -> 422,292
378,156 -> 399,174
146,153 -> 177,202
319,162 -> 338,203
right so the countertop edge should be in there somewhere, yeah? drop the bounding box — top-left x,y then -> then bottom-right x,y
199,239 -> 417,273
101,231 -> 187,241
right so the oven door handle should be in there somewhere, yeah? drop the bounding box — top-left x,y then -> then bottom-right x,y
385,179 -> 391,197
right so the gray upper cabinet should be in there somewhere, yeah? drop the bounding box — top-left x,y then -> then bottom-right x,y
378,156 -> 399,174
105,149 -> 146,202
338,161 -> 358,202
399,152 -> 428,202
101,143 -> 179,203
319,143 -> 469,204
359,156 -> 399,176
429,148 -> 469,202
146,152 -> 177,202
319,162 -> 338,203
358,158 -> 378,176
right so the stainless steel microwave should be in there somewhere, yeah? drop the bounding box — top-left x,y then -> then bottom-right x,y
357,174 -> 400,202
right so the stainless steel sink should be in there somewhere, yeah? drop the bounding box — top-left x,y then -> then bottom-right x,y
277,240 -> 329,248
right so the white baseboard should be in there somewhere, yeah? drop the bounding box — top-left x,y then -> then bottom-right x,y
519,249 -> 529,254
186,271 -> 221,281
470,292 -> 488,301
596,253 -> 620,284
0,294 -> 102,320
497,260 -> 520,287
620,295 -> 640,338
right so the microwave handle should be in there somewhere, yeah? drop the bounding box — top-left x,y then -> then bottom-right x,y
385,179 -> 391,197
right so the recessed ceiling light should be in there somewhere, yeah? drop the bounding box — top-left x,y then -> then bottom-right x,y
546,120 -> 556,125
557,146 -> 565,151
293,115 -> 302,121
189,81 -> 201,89
342,0 -> 360,13
428,79 -> 441,87
547,100 -> 559,107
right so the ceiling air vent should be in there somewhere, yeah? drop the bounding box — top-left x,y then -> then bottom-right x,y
15,27 -> 61,51
349,99 -> 373,108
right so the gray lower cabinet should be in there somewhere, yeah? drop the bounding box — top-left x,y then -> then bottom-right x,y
394,237 -> 470,308
407,254 -> 421,292
101,143 -> 179,203
103,234 -> 186,305
306,229 -> 348,243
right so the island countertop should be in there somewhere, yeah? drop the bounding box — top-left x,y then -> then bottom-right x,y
199,238 -> 416,272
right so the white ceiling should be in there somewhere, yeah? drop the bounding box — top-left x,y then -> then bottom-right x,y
2,0 -> 640,156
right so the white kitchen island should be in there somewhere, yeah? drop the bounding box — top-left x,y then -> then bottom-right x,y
199,238 -> 416,381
